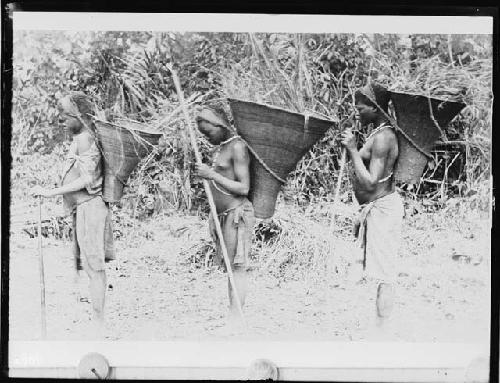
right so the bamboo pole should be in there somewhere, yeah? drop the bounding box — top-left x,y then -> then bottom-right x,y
168,66 -> 246,322
333,91 -> 358,210
37,197 -> 47,339
333,148 -> 347,207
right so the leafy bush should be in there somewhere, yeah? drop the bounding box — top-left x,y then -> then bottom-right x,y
12,31 -> 492,218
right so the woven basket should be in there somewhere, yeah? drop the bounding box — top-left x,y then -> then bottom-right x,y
229,98 -> 334,219
390,91 -> 465,183
95,120 -> 162,203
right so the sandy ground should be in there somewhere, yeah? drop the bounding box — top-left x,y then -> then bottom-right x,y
9,205 -> 490,343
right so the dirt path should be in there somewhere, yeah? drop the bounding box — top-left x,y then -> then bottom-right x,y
9,209 -> 490,342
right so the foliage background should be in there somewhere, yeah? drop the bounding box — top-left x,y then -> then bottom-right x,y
8,31 -> 492,344
11,31 -> 492,218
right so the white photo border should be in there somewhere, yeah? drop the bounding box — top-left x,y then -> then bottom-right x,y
6,10 -> 494,381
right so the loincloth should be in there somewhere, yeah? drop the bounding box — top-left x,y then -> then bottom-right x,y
72,196 -> 115,272
354,192 -> 404,283
208,199 -> 255,270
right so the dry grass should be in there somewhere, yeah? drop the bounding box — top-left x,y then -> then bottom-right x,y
367,50 -> 492,192
251,202 -> 357,282
10,149 -> 491,290
371,52 -> 492,107
221,34 -> 338,119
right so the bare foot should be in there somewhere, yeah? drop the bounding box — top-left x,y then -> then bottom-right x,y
376,282 -> 395,319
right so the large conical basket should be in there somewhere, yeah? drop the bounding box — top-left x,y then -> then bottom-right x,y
229,99 -> 334,219
390,91 -> 465,183
95,120 -> 162,203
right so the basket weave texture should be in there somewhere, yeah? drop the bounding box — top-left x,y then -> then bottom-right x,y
390,91 -> 465,183
229,98 -> 334,219
95,121 -> 162,202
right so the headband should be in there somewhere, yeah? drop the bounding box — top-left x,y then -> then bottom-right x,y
360,83 -> 377,103
196,107 -> 230,130
59,95 -> 81,116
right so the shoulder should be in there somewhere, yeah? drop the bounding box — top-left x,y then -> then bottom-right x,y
75,131 -> 96,154
372,128 -> 397,153
231,138 -> 249,157
376,126 -> 397,143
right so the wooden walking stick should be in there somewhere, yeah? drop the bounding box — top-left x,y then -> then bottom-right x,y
168,65 -> 247,323
333,148 -> 347,207
333,77 -> 359,212
37,196 -> 47,339
332,115 -> 354,211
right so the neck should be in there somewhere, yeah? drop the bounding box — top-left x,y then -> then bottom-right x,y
75,125 -> 92,135
219,132 -> 236,146
374,114 -> 388,127
365,116 -> 388,131
70,129 -> 84,138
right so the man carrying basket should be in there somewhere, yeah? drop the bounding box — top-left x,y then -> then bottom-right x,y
33,92 -> 115,337
340,83 -> 405,326
194,105 -> 256,322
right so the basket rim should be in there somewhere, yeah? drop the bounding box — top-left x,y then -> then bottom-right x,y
389,90 -> 466,107
94,117 -> 163,138
227,97 -> 336,125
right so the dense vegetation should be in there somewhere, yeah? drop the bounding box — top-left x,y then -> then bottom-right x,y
11,31 -> 492,218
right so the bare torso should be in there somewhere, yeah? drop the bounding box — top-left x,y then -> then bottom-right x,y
351,127 -> 398,205
62,141 -> 91,207
210,140 -> 248,213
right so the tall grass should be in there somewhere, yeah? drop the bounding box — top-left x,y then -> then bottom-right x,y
12,32 -> 492,220
373,50 -> 492,194
222,33 -> 340,119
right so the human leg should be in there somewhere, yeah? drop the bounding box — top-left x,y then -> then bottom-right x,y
104,207 -> 115,263
220,216 -> 247,314
86,268 -> 107,323
227,203 -> 255,314
71,212 -> 85,303
208,212 -> 224,268
76,198 -> 109,332
365,195 -> 404,324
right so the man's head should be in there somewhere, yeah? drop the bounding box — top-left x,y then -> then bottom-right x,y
354,83 -> 391,126
58,92 -> 95,135
195,105 -> 231,145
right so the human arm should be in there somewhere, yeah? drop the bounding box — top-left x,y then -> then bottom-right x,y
194,141 -> 251,196
32,134 -> 101,198
32,178 -> 89,198
341,130 -> 389,192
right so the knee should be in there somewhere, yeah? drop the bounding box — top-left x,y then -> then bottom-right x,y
233,265 -> 245,273
232,266 -> 248,280
93,304 -> 104,316
86,268 -> 106,282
